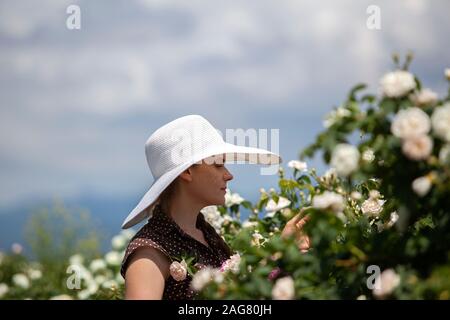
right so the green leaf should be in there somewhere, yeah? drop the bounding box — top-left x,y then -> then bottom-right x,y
348,83 -> 367,101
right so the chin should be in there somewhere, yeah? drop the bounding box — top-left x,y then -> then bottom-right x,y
216,197 -> 226,206
205,197 -> 225,207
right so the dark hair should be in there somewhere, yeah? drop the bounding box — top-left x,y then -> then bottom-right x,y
158,164 -> 200,211
158,179 -> 178,213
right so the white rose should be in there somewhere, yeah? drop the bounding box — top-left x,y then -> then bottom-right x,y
89,259 -> 107,273
211,269 -> 224,284
77,289 -> 91,300
312,191 -> 345,213
75,265 -> 92,282
265,197 -> 291,217
445,68 -> 450,81
373,269 -> 401,299
362,149 -> 375,162
111,234 -> 127,251
330,144 -> 360,177
336,107 -> 351,118
220,254 -> 241,273
321,168 -> 338,184
105,251 -> 122,266
242,220 -> 258,229
361,198 -> 385,217
439,144 -> 450,164
431,103 -> 450,142
0,283 -> 9,298
120,229 -> 136,241
380,70 -> 416,98
288,160 -> 308,172
323,107 -> 351,128
272,276 -> 295,300
225,189 -> 245,207
11,243 -> 23,255
369,190 -> 381,199
410,89 -> 438,107
251,231 -> 266,248
12,274 -> 30,289
323,115 -> 335,129
94,275 -> 106,285
87,281 -> 99,295
229,254 -> 241,273
412,176 -> 432,197
49,294 -> 73,300
69,254 -> 84,266
378,210 -> 399,232
201,205 -> 224,233
391,107 -> 431,139
351,191 -> 362,201
169,260 -> 188,282
402,135 -> 433,161
27,269 -> 42,280
191,268 -> 211,291
102,279 -> 118,290
386,211 -> 399,228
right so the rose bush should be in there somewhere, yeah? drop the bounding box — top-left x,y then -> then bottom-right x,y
1,58 -> 449,300
195,60 -> 450,300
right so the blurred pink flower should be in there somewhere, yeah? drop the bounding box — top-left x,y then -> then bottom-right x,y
169,260 -> 187,282
268,267 -> 282,281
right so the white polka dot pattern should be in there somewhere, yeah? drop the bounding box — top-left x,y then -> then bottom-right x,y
121,204 -> 232,300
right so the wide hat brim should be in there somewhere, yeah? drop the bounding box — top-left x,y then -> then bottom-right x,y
121,142 -> 282,229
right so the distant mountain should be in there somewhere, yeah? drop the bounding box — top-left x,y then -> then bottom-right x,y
0,192 -> 258,256
0,193 -> 138,255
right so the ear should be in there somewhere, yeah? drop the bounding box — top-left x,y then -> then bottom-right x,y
179,167 -> 194,182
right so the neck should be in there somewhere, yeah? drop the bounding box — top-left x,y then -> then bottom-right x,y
162,191 -> 205,232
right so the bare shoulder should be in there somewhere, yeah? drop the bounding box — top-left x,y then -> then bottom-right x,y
125,246 -> 171,299
127,246 -> 171,274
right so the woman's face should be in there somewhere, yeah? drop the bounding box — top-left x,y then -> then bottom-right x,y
187,155 -> 234,207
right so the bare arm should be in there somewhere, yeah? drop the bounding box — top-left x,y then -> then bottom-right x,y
124,247 -> 171,300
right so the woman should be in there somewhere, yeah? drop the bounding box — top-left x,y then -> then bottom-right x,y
120,115 -> 309,299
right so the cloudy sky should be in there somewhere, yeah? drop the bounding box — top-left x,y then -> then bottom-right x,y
1,0 -> 449,223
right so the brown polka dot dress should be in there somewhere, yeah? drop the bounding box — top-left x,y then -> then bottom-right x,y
121,204 -> 232,300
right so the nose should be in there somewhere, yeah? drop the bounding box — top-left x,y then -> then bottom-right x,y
224,167 -> 233,181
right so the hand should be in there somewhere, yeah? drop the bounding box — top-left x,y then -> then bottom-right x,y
281,207 -> 311,253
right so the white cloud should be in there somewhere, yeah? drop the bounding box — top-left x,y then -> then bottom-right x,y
0,0 -> 74,39
0,0 -> 449,208
403,0 -> 427,15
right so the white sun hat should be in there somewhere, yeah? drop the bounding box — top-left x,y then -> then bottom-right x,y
121,115 -> 282,229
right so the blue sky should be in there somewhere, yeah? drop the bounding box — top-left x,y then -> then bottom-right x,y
1,0 -> 449,240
